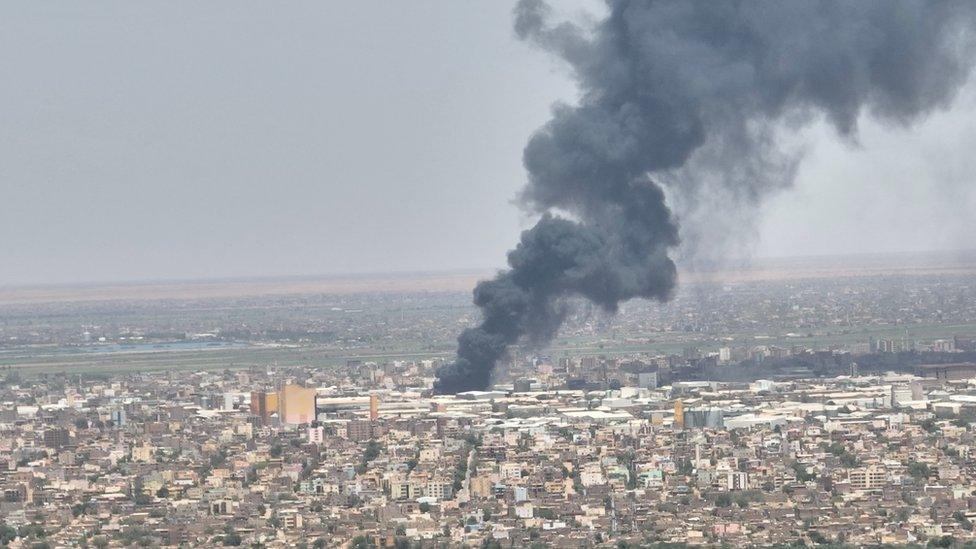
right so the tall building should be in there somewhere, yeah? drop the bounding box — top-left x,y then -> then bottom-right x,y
347,419 -> 373,441
674,400 -> 684,429
308,425 -> 325,444
849,466 -> 886,490
891,384 -> 913,407
44,428 -> 70,449
110,409 -> 126,427
728,472 -> 749,490
223,393 -> 237,411
718,347 -> 732,364
250,391 -> 279,424
369,394 -> 379,421
278,384 -> 316,425
637,371 -> 658,389
683,408 -> 724,429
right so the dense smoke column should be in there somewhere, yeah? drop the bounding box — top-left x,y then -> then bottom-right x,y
435,211 -> 678,393
434,0 -> 976,394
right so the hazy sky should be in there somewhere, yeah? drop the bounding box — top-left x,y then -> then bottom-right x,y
2,1 -> 975,286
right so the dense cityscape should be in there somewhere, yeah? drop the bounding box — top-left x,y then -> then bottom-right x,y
3,267 -> 976,547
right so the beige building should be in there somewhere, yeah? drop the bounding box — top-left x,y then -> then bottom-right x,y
849,466 -> 886,490
278,384 -> 316,425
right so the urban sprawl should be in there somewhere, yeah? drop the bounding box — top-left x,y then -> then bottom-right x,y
3,272 -> 976,547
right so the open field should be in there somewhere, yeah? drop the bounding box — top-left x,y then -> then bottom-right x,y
6,320 -> 976,378
3,250 -> 976,377
0,344 -> 459,377
547,322 -> 976,358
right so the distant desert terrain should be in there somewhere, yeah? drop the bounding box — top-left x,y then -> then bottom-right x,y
0,271 -> 491,305
2,250 -> 975,306
679,250 -> 976,284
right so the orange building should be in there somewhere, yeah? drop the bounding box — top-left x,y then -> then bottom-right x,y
369,394 -> 379,421
674,399 -> 684,429
249,391 -> 278,424
278,384 -> 316,425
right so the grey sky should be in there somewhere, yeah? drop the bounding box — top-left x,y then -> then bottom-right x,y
2,1 -> 975,286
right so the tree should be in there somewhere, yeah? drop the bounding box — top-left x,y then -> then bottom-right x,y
954,511 -> 973,531
419,502 -> 431,513
808,531 -> 828,544
0,523 -> 16,545
792,462 -> 816,482
222,530 -> 242,546
363,441 -> 381,462
908,462 -> 932,480
211,450 -> 228,468
839,452 -> 859,467
350,536 -> 375,549
733,492 -> 762,508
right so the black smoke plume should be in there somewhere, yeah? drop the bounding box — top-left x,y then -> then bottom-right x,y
434,0 -> 976,393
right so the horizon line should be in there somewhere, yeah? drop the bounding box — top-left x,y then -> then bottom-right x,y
3,247 -> 976,292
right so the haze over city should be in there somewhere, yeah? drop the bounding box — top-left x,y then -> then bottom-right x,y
3,1 -> 976,286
